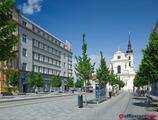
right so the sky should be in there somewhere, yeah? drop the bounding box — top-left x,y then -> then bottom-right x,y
16,0 -> 158,70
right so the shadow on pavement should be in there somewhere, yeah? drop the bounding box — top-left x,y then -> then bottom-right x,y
83,98 -> 106,104
132,97 -> 147,100
133,102 -> 149,107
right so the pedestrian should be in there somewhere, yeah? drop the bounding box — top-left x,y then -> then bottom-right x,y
109,86 -> 112,98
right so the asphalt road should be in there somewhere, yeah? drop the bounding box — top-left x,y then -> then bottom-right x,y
0,92 -> 157,120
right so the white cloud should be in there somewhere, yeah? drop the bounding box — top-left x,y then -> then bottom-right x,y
21,0 -> 43,15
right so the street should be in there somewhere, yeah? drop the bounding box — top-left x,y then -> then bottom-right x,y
0,92 -> 157,120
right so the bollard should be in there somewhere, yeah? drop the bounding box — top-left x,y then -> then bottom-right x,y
78,94 -> 83,108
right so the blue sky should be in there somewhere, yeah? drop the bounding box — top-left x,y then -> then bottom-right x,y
16,0 -> 158,70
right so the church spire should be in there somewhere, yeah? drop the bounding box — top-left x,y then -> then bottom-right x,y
126,32 -> 133,53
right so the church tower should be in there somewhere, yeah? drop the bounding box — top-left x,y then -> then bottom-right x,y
110,32 -> 136,91
126,32 -> 134,69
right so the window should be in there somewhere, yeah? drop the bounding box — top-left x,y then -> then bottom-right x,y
117,65 -> 121,74
39,54 -> 43,61
22,34 -> 27,43
43,68 -> 46,74
34,65 -> 38,72
44,44 -> 48,51
49,58 -> 52,64
63,62 -> 66,68
22,63 -> 27,71
38,66 -> 40,72
22,21 -> 27,26
64,72 -> 66,76
55,50 -> 58,55
59,51 -> 61,56
32,26 -> 35,31
129,62 -> 131,67
48,47 -> 52,53
49,69 -> 52,75
44,57 -> 48,63
38,30 -> 40,34
46,68 -> 49,74
33,39 -> 38,47
63,53 -> 66,59
22,48 -> 27,57
117,56 -> 121,59
39,42 -> 43,49
129,56 -> 131,60
38,66 -> 43,73
34,53 -> 38,60
35,40 -> 38,46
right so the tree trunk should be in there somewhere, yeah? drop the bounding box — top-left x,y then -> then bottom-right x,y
85,80 -> 88,106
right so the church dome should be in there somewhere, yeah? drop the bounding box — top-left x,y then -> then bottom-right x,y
115,49 -> 123,54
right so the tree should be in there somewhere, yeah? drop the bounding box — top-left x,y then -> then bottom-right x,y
67,77 -> 74,88
51,75 -> 62,89
75,33 -> 95,104
27,71 -> 44,92
0,0 -> 18,61
27,71 -> 36,87
75,33 -> 95,87
7,69 -> 19,87
6,69 -> 19,93
134,32 -> 158,91
116,79 -> 125,89
141,32 -> 158,83
35,73 -> 44,88
75,79 -> 84,88
96,51 -> 109,84
109,71 -> 117,86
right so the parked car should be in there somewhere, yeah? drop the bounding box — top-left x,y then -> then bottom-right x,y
82,86 -> 93,93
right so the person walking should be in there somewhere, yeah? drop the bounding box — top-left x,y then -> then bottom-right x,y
109,86 -> 112,98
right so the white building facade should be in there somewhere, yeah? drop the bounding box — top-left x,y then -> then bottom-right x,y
110,34 -> 136,91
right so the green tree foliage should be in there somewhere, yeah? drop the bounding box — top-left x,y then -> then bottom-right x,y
109,70 -> 125,88
75,33 -> 95,86
0,0 -> 18,61
27,71 -> 44,88
7,69 -> 18,87
75,79 -> 84,88
134,32 -> 158,87
51,75 -> 62,88
36,73 -> 44,87
27,71 -> 36,87
66,77 -> 74,88
96,51 -> 109,84
109,70 -> 117,86
116,79 -> 125,88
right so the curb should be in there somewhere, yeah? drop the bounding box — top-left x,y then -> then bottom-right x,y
0,93 -> 78,103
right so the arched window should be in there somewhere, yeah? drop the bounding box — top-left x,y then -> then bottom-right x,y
117,65 -> 121,74
129,56 -> 131,60
129,62 -> 131,67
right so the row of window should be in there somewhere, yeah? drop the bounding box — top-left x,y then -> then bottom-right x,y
22,20 -> 68,50
33,39 -> 62,57
117,55 -> 131,60
21,62 -> 68,77
33,52 -> 61,67
22,34 -> 71,60
117,62 -> 132,74
33,65 -> 60,75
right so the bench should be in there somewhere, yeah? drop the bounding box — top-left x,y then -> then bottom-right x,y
146,95 -> 158,108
